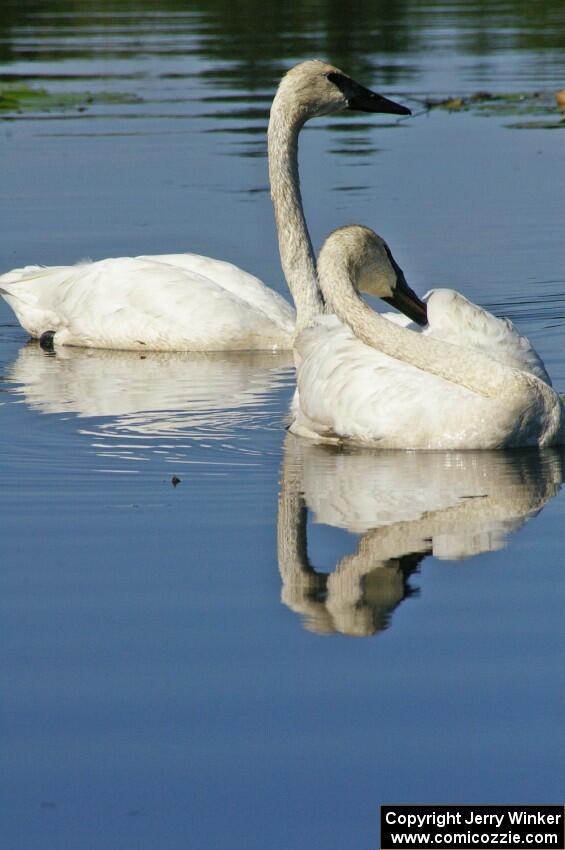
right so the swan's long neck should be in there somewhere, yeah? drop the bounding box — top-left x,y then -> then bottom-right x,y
321,254 -> 519,398
268,94 -> 324,333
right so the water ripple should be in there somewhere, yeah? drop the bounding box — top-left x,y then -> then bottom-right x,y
2,343 -> 295,473
486,279 -> 565,327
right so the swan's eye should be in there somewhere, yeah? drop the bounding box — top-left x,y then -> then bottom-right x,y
326,71 -> 350,93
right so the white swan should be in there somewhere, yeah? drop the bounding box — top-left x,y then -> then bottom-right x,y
0,61 -> 410,352
291,225 -> 564,449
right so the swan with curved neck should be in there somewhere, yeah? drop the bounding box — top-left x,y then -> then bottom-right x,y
0,62 -> 411,352
292,225 -> 563,449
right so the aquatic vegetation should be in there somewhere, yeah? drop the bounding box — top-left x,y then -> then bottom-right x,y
0,81 -> 142,115
422,90 -> 565,129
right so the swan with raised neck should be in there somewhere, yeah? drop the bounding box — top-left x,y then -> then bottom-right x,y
269,60 -> 411,335
0,62 -> 411,351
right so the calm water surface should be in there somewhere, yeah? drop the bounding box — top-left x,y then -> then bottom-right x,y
1,3 -> 565,848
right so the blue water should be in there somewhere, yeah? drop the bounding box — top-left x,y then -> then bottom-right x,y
1,4 -> 565,848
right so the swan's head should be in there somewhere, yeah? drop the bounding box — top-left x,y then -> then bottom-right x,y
275,60 -> 411,120
318,225 -> 428,326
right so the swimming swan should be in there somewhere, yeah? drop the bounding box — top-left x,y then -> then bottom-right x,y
291,225 -> 564,449
0,62 -> 410,352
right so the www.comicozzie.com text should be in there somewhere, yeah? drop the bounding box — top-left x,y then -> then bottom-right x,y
387,830 -> 558,845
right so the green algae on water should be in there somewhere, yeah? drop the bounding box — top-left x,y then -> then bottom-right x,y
0,82 -> 142,114
422,90 -> 565,128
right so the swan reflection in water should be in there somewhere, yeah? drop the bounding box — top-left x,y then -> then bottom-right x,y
5,343 -> 564,635
4,342 -> 294,457
278,434 -> 564,637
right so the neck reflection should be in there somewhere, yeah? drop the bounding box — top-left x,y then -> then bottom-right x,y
277,434 -> 564,637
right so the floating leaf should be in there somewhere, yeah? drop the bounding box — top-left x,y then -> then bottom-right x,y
507,118 -> 565,130
0,82 -> 143,114
422,90 -> 562,125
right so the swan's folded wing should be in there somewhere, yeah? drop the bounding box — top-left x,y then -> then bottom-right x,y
1,256 -> 295,350
138,253 -> 295,328
425,288 -> 551,384
292,316 -> 489,448
0,265 -> 77,336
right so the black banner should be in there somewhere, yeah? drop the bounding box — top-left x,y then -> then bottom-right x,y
381,806 -> 564,850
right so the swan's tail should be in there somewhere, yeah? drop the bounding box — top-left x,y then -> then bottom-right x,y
0,266 -> 62,337
1,267 -> 44,313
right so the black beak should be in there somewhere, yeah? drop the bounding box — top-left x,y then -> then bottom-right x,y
347,81 -> 411,115
383,268 -> 428,326
327,71 -> 411,116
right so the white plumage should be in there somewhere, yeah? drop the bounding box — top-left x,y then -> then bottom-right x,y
0,61 -> 409,352
291,226 -> 563,450
418,287 -> 551,383
1,255 -> 294,351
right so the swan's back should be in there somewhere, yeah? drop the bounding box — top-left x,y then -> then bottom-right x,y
294,315 -> 480,446
424,289 -> 551,384
137,253 -> 294,326
0,254 -> 295,351
294,312 -> 562,449
382,290 -> 552,383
